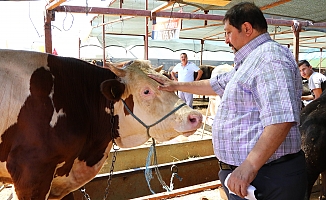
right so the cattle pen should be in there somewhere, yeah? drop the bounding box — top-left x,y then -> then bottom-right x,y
0,97 -> 323,200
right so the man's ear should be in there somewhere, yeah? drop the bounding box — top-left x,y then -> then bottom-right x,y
101,79 -> 125,102
242,22 -> 253,35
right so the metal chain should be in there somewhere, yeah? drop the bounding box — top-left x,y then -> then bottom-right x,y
79,101 -> 119,200
80,186 -> 91,200
103,101 -> 120,200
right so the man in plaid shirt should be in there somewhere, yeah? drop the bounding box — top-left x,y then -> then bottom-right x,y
149,2 -> 306,200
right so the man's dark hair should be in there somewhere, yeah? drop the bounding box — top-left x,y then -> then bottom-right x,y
298,60 -> 311,67
180,53 -> 188,58
223,2 -> 267,33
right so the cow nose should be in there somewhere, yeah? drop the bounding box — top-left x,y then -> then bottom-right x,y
188,112 -> 203,128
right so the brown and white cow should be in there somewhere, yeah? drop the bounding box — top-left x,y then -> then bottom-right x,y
0,49 -> 202,199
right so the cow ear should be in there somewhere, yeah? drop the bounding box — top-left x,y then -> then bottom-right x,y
154,65 -> 163,72
101,80 -> 125,102
104,63 -> 126,77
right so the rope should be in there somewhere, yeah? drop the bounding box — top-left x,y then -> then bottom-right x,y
120,99 -> 187,193
145,138 -> 171,194
120,99 -> 186,137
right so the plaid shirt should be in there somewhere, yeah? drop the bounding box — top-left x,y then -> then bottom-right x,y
210,33 -> 302,166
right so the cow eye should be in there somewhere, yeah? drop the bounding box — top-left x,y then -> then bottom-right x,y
144,90 -> 150,94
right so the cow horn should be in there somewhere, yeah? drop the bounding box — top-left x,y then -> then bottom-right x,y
154,65 -> 163,72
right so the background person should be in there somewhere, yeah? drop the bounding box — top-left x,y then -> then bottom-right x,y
171,53 -> 203,108
149,2 -> 306,200
299,59 -> 326,102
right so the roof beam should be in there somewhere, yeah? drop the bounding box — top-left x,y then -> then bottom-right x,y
54,5 -> 326,28
183,0 -> 231,7
46,0 -> 67,10
260,0 -> 291,10
181,23 -> 223,31
54,6 -> 224,21
151,1 -> 176,13
203,31 -> 225,40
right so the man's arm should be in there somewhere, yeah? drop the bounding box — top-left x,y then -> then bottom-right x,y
148,74 -> 217,95
226,122 -> 294,198
312,88 -> 323,99
301,95 -> 314,101
195,69 -> 203,81
170,71 -> 178,81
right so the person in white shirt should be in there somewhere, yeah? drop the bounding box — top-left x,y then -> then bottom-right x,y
299,60 -> 326,101
171,53 -> 203,107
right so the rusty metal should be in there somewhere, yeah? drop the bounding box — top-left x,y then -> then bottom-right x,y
73,155 -> 219,200
99,138 -> 214,173
54,5 -> 326,28
44,10 -> 53,54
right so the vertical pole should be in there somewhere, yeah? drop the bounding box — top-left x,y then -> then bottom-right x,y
292,21 -> 301,63
44,10 -> 53,54
102,15 -> 106,67
204,10 -> 208,26
200,39 -> 204,65
144,0 -> 149,60
320,48 -> 322,73
78,38 -> 81,59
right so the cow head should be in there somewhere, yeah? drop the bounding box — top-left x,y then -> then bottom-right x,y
101,60 -> 203,148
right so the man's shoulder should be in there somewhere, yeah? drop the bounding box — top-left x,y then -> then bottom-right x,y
172,63 -> 182,71
186,62 -> 199,68
311,72 -> 326,80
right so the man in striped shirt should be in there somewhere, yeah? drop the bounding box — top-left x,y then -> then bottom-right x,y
149,2 -> 306,200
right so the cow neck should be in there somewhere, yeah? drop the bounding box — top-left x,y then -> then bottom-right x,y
120,98 -> 187,194
120,99 -> 187,138
79,101 -> 119,200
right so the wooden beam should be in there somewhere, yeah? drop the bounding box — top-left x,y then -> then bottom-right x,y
260,0 -> 291,10
130,180 -> 222,200
151,1 -> 176,13
46,0 -> 67,10
181,23 -> 223,31
183,0 -> 231,7
203,31 -> 225,40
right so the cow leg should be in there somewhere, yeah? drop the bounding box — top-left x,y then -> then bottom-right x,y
61,192 -> 74,200
7,154 -> 57,199
320,171 -> 326,200
305,171 -> 320,200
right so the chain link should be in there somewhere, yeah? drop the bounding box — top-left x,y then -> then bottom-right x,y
80,186 -> 91,200
103,101 -> 120,200
80,101 -> 119,200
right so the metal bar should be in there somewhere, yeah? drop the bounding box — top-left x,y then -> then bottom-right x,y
102,15 -> 106,67
44,10 -> 53,54
144,0 -> 149,60
54,6 -> 326,28
131,180 -> 222,200
46,0 -> 67,10
99,138 -> 214,173
73,155 -> 219,200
